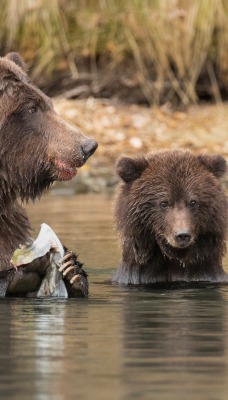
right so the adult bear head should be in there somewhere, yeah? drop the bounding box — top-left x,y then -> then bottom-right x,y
0,52 -> 98,201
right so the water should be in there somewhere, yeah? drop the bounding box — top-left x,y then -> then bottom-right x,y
1,194 -> 228,400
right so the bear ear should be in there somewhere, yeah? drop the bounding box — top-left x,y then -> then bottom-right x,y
116,156 -> 148,183
198,154 -> 227,178
4,52 -> 26,71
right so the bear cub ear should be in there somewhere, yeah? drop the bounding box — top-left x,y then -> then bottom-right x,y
198,154 -> 227,178
116,156 -> 148,183
5,52 -> 26,71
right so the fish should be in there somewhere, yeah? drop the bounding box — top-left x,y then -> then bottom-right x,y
11,223 -> 68,298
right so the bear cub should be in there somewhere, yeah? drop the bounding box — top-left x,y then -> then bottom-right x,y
113,150 -> 228,285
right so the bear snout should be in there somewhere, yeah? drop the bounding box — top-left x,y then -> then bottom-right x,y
164,205 -> 194,249
80,139 -> 98,162
174,230 -> 192,247
46,114 -> 98,180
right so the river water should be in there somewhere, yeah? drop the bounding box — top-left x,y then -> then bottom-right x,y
1,194 -> 228,400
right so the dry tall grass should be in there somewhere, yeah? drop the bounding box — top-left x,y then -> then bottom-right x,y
1,0 -> 228,105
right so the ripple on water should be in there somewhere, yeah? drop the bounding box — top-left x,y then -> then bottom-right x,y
1,194 -> 228,400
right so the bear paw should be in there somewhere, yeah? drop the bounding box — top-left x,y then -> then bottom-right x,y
59,247 -> 88,297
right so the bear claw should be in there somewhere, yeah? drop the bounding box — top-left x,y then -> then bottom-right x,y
70,274 -> 81,284
60,252 -> 73,263
60,246 -> 88,297
62,265 -> 76,276
59,260 -> 73,272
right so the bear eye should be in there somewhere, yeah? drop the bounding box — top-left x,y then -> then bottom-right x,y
160,201 -> 169,209
28,105 -> 38,114
189,200 -> 198,208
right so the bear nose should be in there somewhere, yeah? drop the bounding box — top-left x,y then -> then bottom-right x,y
81,139 -> 98,162
175,230 -> 191,244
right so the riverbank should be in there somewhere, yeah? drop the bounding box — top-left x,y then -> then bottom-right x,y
52,98 -> 228,194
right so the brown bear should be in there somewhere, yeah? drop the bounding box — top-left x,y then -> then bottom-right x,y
113,150 -> 228,285
0,52 -> 97,297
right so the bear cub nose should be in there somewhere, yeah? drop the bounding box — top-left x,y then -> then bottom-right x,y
81,139 -> 98,161
175,230 -> 191,244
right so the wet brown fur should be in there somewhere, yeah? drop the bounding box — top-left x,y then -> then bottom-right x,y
113,150 -> 228,285
0,53 -> 97,295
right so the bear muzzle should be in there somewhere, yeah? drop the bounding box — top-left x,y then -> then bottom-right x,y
164,205 -> 194,249
80,139 -> 98,162
174,230 -> 192,248
48,137 -> 98,181
162,229 -> 194,250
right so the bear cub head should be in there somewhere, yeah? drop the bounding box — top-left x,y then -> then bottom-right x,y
115,150 -> 228,275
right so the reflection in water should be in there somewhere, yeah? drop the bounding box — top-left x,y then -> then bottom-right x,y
1,194 -> 228,400
0,295 -> 125,400
122,287 -> 228,400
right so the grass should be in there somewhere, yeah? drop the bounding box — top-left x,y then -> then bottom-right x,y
1,0 -> 228,105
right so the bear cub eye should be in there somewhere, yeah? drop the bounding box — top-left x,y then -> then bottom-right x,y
189,199 -> 198,208
160,201 -> 169,209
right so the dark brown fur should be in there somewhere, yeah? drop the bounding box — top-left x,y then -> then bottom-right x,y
113,150 -> 228,285
0,53 -> 97,295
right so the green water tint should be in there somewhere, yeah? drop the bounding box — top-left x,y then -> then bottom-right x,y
1,194 -> 228,400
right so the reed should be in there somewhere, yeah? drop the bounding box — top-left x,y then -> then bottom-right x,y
1,0 -> 228,104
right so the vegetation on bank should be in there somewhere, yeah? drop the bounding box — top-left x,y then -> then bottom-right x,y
1,0 -> 228,105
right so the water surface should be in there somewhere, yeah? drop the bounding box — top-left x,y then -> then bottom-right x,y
1,194 -> 228,400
